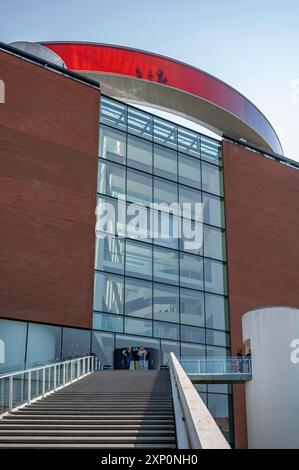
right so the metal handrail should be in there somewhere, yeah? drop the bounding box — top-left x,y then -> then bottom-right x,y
0,355 -> 100,415
180,357 -> 252,375
169,353 -> 230,449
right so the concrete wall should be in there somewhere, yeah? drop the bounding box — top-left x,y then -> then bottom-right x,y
243,307 -> 299,449
0,48 -> 100,329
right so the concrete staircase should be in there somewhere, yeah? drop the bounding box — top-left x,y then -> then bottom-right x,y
0,370 -> 176,448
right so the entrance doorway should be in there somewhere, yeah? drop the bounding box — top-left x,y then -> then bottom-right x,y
114,347 -> 161,370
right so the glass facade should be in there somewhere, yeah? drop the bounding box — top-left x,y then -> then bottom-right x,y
95,96 -> 232,443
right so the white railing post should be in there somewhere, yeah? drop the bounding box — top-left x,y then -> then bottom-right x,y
28,371 -> 32,404
63,363 -> 66,385
8,376 -> 13,412
42,368 -> 46,397
53,365 -> 57,391
77,359 -> 80,379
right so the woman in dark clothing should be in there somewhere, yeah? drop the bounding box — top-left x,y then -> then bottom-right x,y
236,348 -> 244,372
122,346 -> 132,370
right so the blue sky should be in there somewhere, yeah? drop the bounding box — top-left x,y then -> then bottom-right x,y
1,0 -> 299,160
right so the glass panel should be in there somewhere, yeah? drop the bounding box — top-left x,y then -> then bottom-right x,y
99,125 -> 126,164
115,334 -> 160,350
153,211 -> 180,250
154,177 -> 178,207
95,234 -> 124,274
179,186 -> 202,221
203,193 -> 225,228
94,272 -> 124,314
125,278 -> 153,319
97,160 -> 125,198
125,240 -> 152,280
206,345 -> 228,358
92,331 -> 114,367
179,153 -> 201,189
127,168 -> 152,206
201,161 -> 223,196
154,117 -> 177,149
180,219 -> 203,255
153,283 -> 179,323
204,259 -> 227,295
0,319 -> 27,374
181,325 -> 205,344
199,392 -> 208,406
127,204 -> 153,242
207,394 -> 230,441
201,136 -> 222,166
154,321 -> 179,340
93,312 -> 123,333
208,383 -> 231,394
96,195 -> 126,237
124,318 -> 152,337
161,340 -> 180,364
153,246 -> 179,285
127,134 -> 153,173
181,342 -> 205,358
26,324 -> 61,368
205,294 -> 228,331
206,329 -> 228,347
100,97 -> 127,130
153,144 -> 177,181
61,328 -> 91,359
178,127 -> 201,157
180,288 -> 204,327
180,253 -> 204,290
204,226 -> 226,261
128,107 -> 153,140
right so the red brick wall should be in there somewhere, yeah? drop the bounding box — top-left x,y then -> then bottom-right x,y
0,49 -> 100,329
223,140 -> 299,448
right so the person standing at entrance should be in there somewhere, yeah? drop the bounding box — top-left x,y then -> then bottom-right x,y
236,348 -> 244,372
137,347 -> 148,370
122,346 -> 132,370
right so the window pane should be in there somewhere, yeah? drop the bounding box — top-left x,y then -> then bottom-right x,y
94,272 -> 124,314
125,240 -> 152,280
180,253 -> 204,290
154,321 -> 179,340
204,226 -> 226,261
206,329 -> 228,347
124,318 -> 152,337
93,312 -> 123,333
92,331 -> 114,367
99,125 -> 126,164
153,211 -> 180,250
26,324 -> 61,367
154,177 -> 178,207
204,259 -> 227,295
95,234 -> 124,274
180,219 -> 203,255
127,204 -> 153,242
178,127 -> 200,157
179,186 -> 202,221
201,136 -> 222,166
128,107 -> 153,140
127,134 -> 152,173
179,153 -> 201,189
153,283 -> 179,323
208,394 -> 230,441
154,117 -> 177,149
0,319 -> 27,374
181,325 -> 205,344
61,328 -> 91,359
205,294 -> 228,331
98,160 -> 125,198
100,97 -> 127,131
115,334 -> 160,350
154,246 -> 179,285
125,278 -> 153,319
203,194 -> 225,228
161,340 -> 180,364
180,288 -> 204,327
153,144 -> 177,181
201,161 -> 223,196
207,345 -> 228,357
181,342 -> 205,358
127,168 -> 152,205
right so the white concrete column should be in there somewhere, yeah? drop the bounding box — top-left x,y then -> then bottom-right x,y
243,307 -> 299,449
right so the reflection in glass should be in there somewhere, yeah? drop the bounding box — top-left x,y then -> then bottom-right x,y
205,294 -> 228,331
154,177 -> 178,207
99,125 -> 126,164
26,323 -> 61,367
154,321 -> 179,340
179,153 -> 201,189
125,240 -> 152,280
154,246 -> 179,285
153,144 -> 177,181
203,193 -> 225,228
98,160 -> 125,198
180,288 -> 204,327
0,319 -> 27,374
125,278 -> 153,319
61,328 -> 91,359
95,234 -> 124,274
94,272 -> 124,314
153,283 -> 179,323
204,259 -> 227,295
180,253 -> 204,290
127,168 -> 152,205
127,134 -> 152,173
93,312 -> 123,333
92,331 -> 114,367
204,226 -> 226,261
181,325 -> 205,343
201,161 -> 223,196
124,317 -> 152,336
